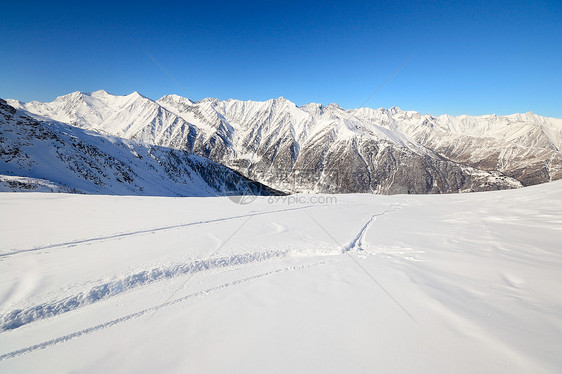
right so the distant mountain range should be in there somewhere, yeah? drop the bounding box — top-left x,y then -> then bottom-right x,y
0,99 -> 277,197
5,90 -> 562,195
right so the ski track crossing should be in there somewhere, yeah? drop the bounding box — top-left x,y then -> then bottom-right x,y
0,205 -> 402,362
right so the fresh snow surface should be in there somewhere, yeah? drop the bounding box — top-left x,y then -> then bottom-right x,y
1,182 -> 561,373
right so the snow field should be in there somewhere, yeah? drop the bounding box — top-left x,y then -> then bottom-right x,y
1,181 -> 561,373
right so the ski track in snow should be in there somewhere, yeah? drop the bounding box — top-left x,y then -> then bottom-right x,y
344,204 -> 401,252
0,206 -> 312,258
0,260 -> 331,362
0,251 -> 287,331
0,203 -> 404,360
0,204 -> 403,332
341,204 -> 417,322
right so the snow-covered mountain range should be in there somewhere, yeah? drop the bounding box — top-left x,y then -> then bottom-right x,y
8,90 -> 562,194
0,99 -> 277,197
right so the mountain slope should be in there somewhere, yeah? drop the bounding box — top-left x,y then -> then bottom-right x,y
12,91 -> 562,194
348,107 -> 562,186
0,99 -> 277,197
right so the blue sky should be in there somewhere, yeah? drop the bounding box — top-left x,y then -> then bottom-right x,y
1,0 -> 561,117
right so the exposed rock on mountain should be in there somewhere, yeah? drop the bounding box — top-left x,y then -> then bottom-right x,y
10,91 -> 562,194
0,99 -> 278,197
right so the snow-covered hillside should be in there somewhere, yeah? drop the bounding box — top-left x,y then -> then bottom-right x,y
0,181 -> 561,373
10,90 -> 562,194
354,108 -> 562,186
0,99 -> 276,197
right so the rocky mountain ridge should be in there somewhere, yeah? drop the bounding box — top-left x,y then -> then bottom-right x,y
9,90 -> 562,194
0,99 -> 277,197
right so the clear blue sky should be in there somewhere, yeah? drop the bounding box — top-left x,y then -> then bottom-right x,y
1,0 -> 561,117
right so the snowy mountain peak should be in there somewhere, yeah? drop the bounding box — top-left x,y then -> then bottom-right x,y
299,103 -> 325,116
54,90 -> 84,102
7,90 -> 562,194
127,91 -> 148,100
0,99 -> 279,197
325,103 -> 343,110
90,89 -> 110,96
265,96 -> 295,108
159,94 -> 193,105
198,97 -> 220,104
